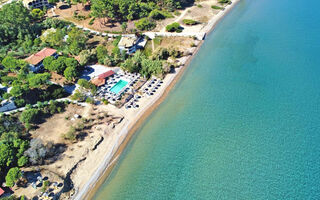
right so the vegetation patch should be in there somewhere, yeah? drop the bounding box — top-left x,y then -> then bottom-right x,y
166,22 -> 183,33
211,5 -> 224,10
182,19 -> 198,25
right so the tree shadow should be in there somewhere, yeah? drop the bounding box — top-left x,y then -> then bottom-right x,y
45,143 -> 68,164
76,132 -> 88,141
59,4 -> 70,10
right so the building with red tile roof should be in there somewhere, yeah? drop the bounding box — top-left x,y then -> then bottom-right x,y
25,48 -> 57,66
25,48 -> 58,72
91,70 -> 115,87
0,187 -> 5,197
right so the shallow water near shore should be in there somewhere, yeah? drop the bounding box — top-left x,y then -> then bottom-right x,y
93,0 -> 320,199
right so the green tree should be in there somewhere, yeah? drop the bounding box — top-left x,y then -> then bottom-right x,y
27,73 -> 51,88
5,167 -> 21,187
17,156 -> 28,167
42,56 -> 55,70
64,66 -> 78,81
67,27 -> 88,55
135,17 -> 156,31
0,143 -> 14,168
50,56 -> 67,74
96,45 -> 109,63
2,56 -> 28,72
19,108 -> 40,124
0,2 -> 35,46
31,8 -> 45,20
41,28 -> 65,47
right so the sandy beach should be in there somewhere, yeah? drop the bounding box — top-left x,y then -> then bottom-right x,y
71,1 -> 241,199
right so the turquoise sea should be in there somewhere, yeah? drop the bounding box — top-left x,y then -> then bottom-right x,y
93,0 -> 320,199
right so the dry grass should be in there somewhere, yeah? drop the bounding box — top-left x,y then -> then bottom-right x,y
160,37 -> 195,51
30,104 -> 86,144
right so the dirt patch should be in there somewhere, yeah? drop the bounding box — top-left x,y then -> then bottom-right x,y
53,3 -> 124,33
160,37 -> 195,51
50,72 -> 67,85
30,104 -> 87,144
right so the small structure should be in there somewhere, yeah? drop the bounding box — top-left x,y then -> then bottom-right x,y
91,70 -> 115,87
118,36 -> 138,53
23,0 -> 49,9
25,48 -> 58,72
0,99 -> 16,112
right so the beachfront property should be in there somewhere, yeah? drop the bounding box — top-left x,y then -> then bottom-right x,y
93,70 -> 140,103
22,0 -> 50,9
118,36 -> 138,54
24,48 -> 58,72
118,35 -> 147,54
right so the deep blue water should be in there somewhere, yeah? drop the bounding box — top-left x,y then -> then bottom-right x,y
93,0 -> 320,199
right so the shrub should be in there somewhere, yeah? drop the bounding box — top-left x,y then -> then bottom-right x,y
182,19 -> 198,25
197,4 -> 203,8
88,18 -> 95,25
41,180 -> 50,192
135,18 -> 156,31
77,79 -> 97,94
218,0 -> 231,4
19,108 -> 40,124
101,98 -> 109,105
149,9 -> 165,20
62,126 -> 76,141
166,22 -> 182,32
174,10 -> 181,16
70,90 -> 86,101
85,97 -> 94,104
212,5 -> 224,10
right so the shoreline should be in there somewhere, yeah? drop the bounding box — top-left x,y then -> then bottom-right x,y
73,1 -> 240,199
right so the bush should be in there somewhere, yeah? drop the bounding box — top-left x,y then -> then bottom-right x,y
112,36 -> 122,46
102,98 -> 109,105
85,97 -> 94,104
211,5 -> 223,10
88,18 -> 95,25
218,0 -> 231,4
70,90 -> 86,101
149,9 -> 165,20
19,108 -> 40,124
174,10 -> 181,16
183,19 -> 198,25
135,18 -> 156,31
197,4 -> 203,8
165,22 -> 182,32
41,180 -> 50,192
62,126 -> 76,141
77,79 -> 97,94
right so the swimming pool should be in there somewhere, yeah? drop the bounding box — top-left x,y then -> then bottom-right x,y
110,80 -> 128,94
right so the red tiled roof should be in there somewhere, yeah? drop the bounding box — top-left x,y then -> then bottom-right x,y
98,70 -> 114,79
25,48 -> 57,65
0,187 -> 4,196
91,78 -> 106,87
